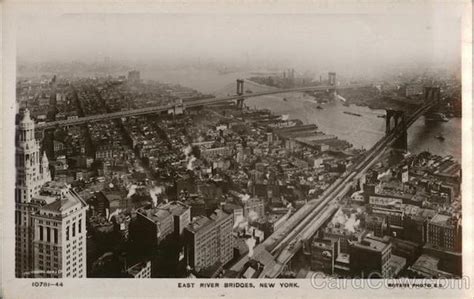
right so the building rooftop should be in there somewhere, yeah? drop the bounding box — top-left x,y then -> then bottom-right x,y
430,213 -> 452,226
336,253 -> 350,264
42,180 -> 69,190
228,245 -> 277,278
242,267 -> 256,278
140,208 -> 172,224
42,197 -> 79,212
186,209 -> 230,234
353,236 -> 390,252
387,255 -> 407,277
409,254 -> 456,278
127,261 -> 151,277
403,205 -> 437,220
429,214 -> 461,229
267,213 -> 287,224
366,214 -> 385,222
312,238 -> 337,249
222,203 -> 243,213
32,194 -> 57,206
160,201 -> 190,216
139,201 -> 190,223
369,196 -> 403,207
37,183 -> 88,215
187,216 -> 211,232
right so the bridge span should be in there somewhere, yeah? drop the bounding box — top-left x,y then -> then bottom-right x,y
36,80 -> 366,130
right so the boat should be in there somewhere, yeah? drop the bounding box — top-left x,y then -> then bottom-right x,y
435,134 -> 445,141
425,112 -> 449,122
283,98 -> 287,102
343,111 -> 362,117
316,105 -> 323,110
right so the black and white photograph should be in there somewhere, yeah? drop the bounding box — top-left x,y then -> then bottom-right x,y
1,0 -> 472,298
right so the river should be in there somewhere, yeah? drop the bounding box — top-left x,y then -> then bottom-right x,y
246,93 -> 461,162
118,69 -> 463,162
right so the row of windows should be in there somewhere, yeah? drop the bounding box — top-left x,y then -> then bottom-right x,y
39,248 -> 59,256
65,219 -> 83,241
38,243 -> 58,249
66,263 -> 84,277
66,247 -> 83,262
38,254 -> 53,261
38,261 -> 59,268
38,226 -> 59,244
38,219 -> 59,226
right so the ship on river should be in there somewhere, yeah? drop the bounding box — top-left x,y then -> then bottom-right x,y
425,112 -> 449,122
343,111 -> 362,117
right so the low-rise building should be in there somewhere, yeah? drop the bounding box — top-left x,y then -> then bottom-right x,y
365,214 -> 386,237
408,254 -> 457,278
310,237 -> 339,274
427,214 -> 462,252
349,236 -> 392,278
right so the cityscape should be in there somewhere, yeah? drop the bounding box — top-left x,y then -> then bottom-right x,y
14,11 -> 463,280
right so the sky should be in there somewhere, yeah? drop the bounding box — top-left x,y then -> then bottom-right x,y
16,2 -> 465,75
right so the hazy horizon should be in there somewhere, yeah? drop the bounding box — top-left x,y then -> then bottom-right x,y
16,4 -> 465,78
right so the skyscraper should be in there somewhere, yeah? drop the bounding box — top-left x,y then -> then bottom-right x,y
15,109 -> 52,277
15,109 -> 88,278
31,181 -> 88,278
184,209 -> 234,277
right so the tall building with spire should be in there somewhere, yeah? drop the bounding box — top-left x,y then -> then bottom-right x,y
15,108 -> 88,278
16,108 -> 52,277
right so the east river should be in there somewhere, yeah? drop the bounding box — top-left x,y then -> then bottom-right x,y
80,68 -> 462,163
245,93 -> 462,162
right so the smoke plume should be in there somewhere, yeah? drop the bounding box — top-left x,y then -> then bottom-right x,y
331,208 -> 360,233
246,236 -> 257,258
248,210 -> 259,222
127,184 -> 137,198
239,193 -> 250,203
149,185 -> 164,207
183,145 -> 197,171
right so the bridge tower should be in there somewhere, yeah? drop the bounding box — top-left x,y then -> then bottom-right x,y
328,72 -> 336,86
328,72 -> 337,101
424,87 -> 441,104
385,109 -> 407,152
236,79 -> 244,96
236,79 -> 245,109
424,86 -> 441,114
